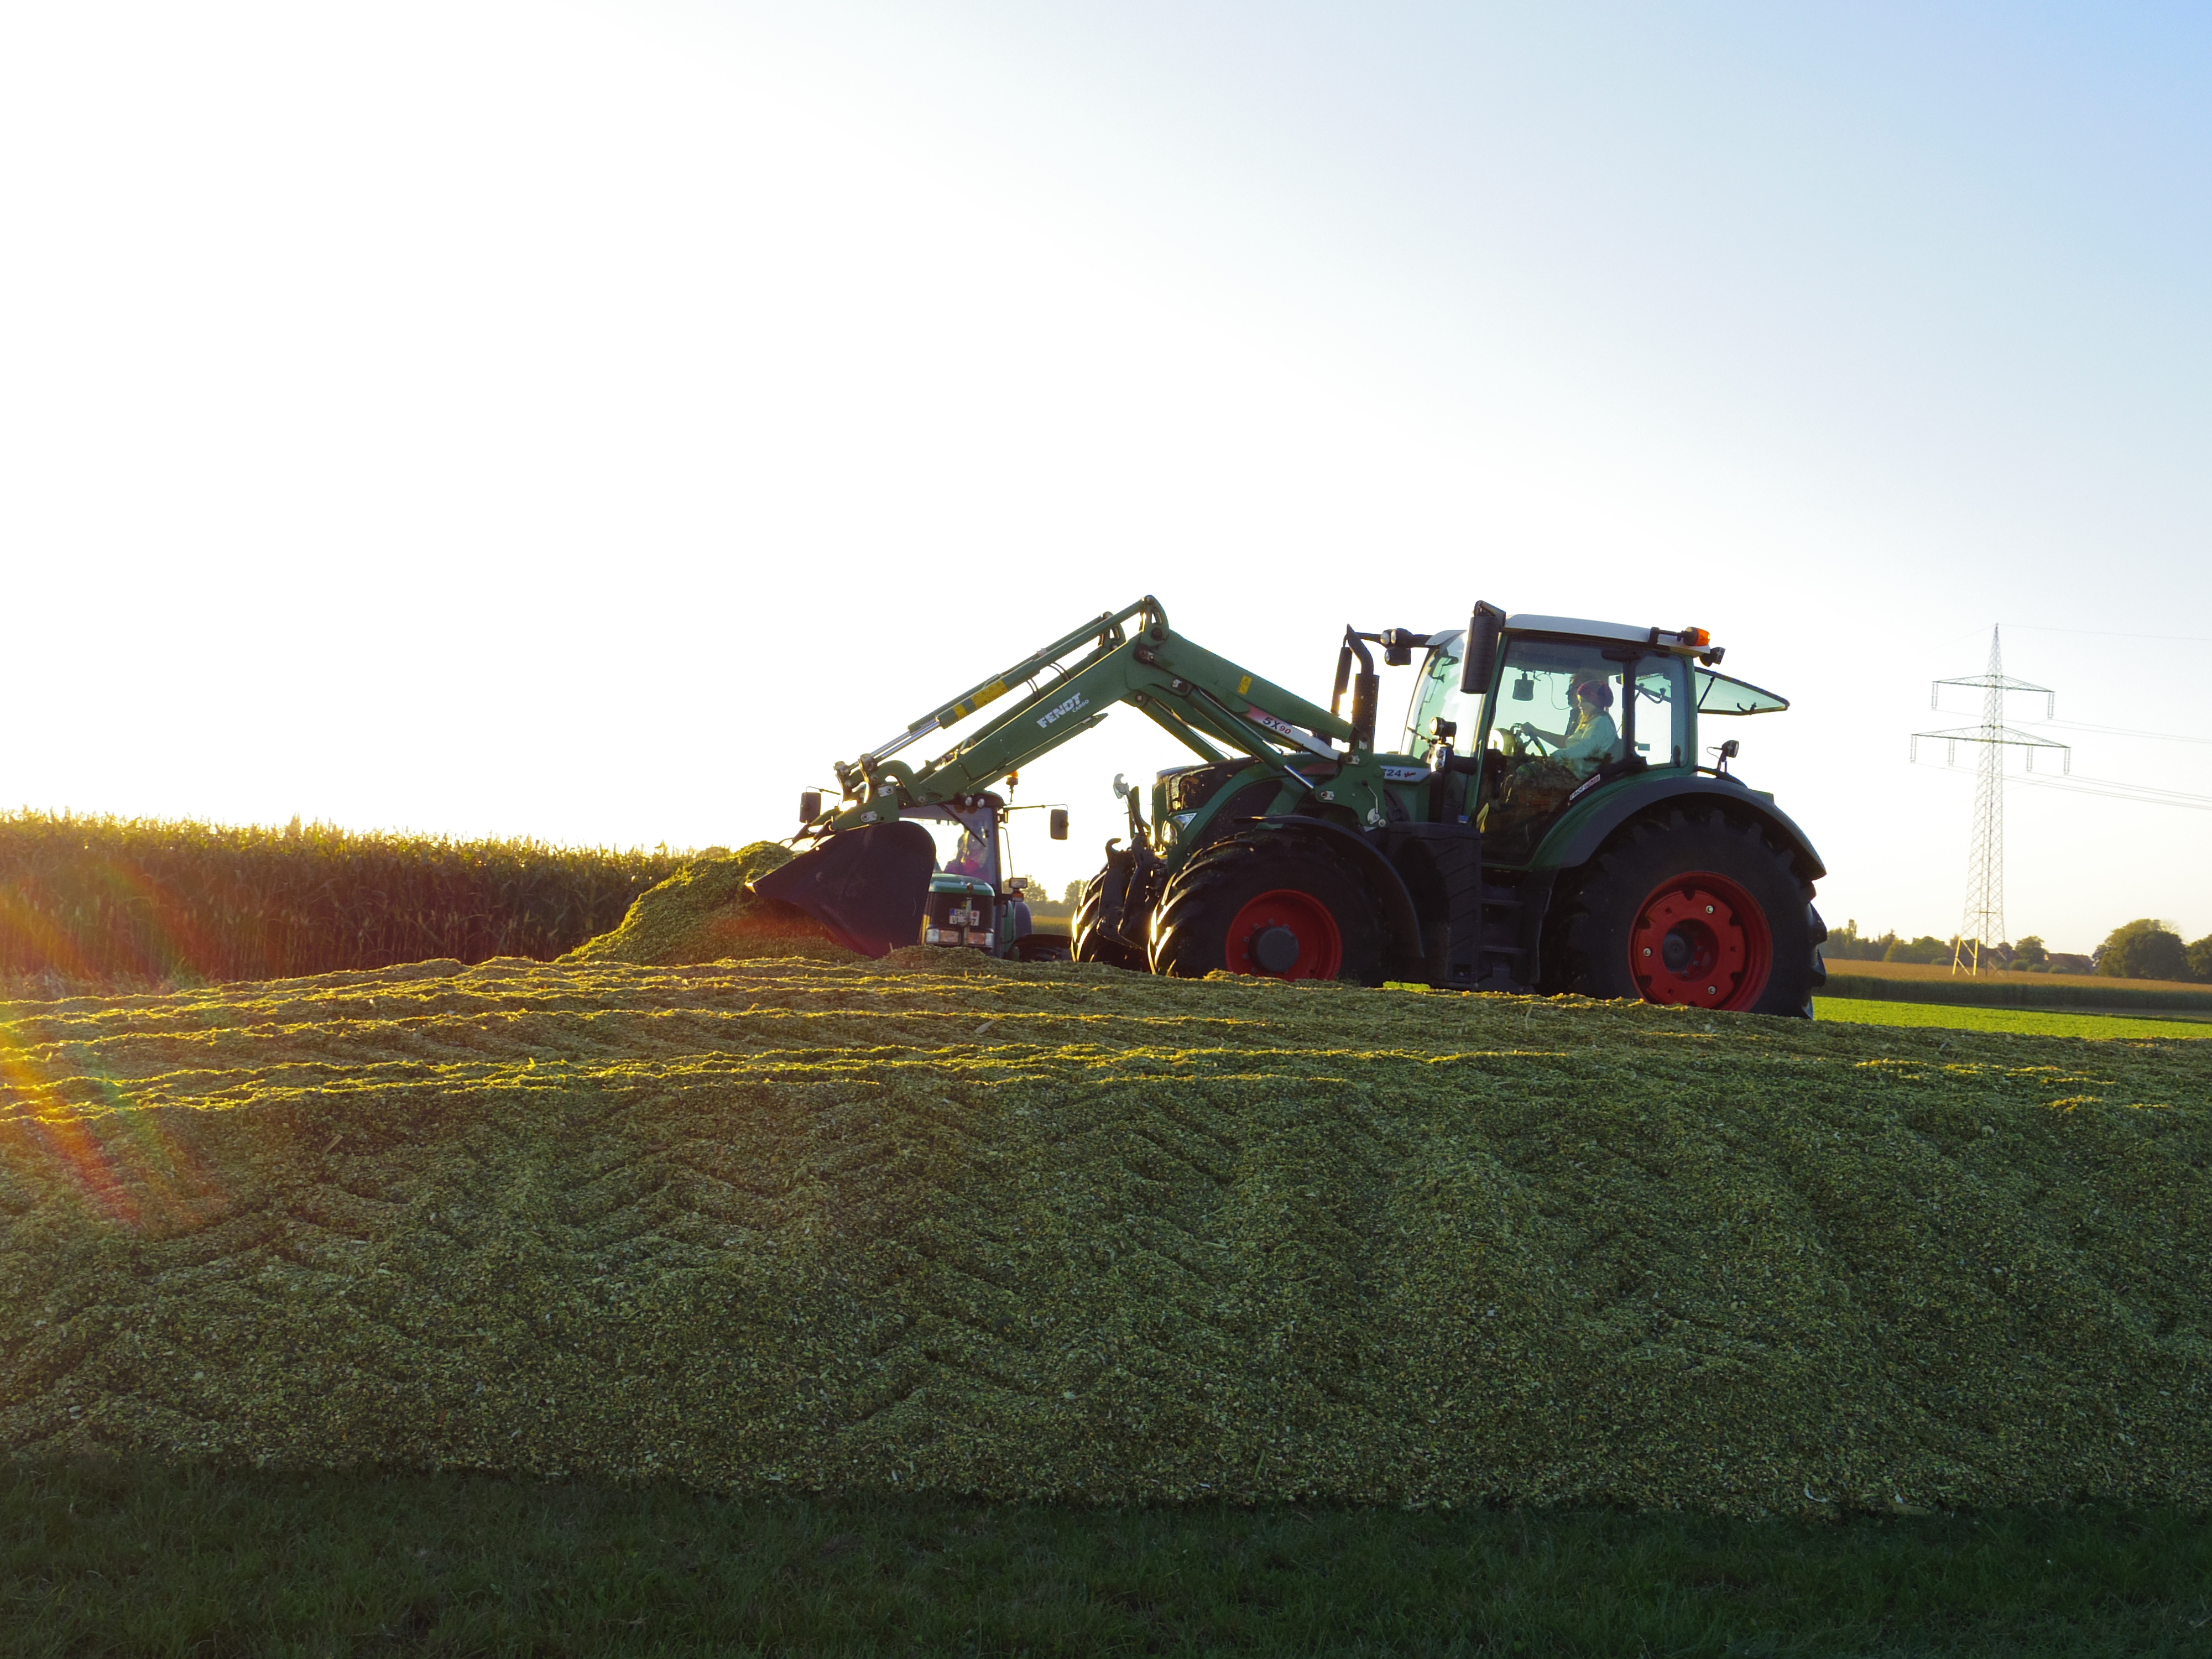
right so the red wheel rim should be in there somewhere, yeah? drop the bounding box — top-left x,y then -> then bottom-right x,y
1627,872 -> 1772,1010
1225,889 -> 1343,980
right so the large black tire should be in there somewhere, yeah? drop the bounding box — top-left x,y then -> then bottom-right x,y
1147,832 -> 1385,985
1012,932 -> 1073,963
1547,807 -> 1817,1016
1072,869 -> 1147,970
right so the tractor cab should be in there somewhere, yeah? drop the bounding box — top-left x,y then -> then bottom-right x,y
1405,613 -> 1787,869
773,782 -> 1072,962
839,796 -> 1072,961
906,799 -> 1014,953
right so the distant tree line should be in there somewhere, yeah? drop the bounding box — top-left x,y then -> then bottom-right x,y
2091,918 -> 2212,983
1825,918 -> 2212,982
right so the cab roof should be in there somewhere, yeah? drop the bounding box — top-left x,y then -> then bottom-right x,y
1506,614 -> 1707,651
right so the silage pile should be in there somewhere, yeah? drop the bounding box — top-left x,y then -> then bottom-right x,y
560,841 -> 855,967
2,956 -> 2208,1516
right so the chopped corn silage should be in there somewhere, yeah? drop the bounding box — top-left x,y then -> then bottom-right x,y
559,842 -> 855,968
2,957 -> 2207,1515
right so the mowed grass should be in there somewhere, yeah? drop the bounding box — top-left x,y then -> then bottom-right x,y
1814,997 -> 2212,1041
8,1462 -> 2211,1658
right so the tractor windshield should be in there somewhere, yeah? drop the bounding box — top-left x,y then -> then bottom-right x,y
904,808 -> 1000,887
1404,630 -> 1485,755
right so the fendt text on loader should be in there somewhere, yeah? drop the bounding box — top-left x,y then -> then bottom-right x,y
754,597 -> 1827,1014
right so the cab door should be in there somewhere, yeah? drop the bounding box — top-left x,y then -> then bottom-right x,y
1474,639 -> 1689,866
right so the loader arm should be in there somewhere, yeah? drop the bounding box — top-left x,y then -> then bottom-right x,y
813,597 -> 1355,835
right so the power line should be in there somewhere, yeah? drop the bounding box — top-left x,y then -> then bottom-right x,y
2031,718 -> 2212,748
2064,773 -> 2212,803
2004,624 -> 2212,645
2010,774 -> 2212,812
1939,759 -> 2212,804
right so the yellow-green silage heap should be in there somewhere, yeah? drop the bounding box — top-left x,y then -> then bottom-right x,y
560,841 -> 855,967
1,956 -> 2206,1515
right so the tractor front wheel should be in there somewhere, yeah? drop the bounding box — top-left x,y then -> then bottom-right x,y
1013,932 -> 1074,963
1072,868 -> 1148,971
1550,810 -> 1816,1016
1148,834 -> 1384,984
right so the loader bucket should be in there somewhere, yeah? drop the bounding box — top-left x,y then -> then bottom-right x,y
750,820 -> 937,958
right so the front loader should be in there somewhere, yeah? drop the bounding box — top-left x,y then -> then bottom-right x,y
758,596 -> 1828,1014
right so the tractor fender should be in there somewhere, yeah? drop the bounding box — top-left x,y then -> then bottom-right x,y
1247,815 -> 1424,962
1531,774 -> 1827,883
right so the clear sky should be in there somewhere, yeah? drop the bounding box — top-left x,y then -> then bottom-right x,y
3,1 -> 2207,953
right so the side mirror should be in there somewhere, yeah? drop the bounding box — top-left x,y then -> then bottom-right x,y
799,791 -> 822,822
1461,601 -> 1504,697
1049,808 -> 1069,840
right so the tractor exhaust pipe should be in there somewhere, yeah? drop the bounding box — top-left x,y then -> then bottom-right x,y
1334,627 -> 1379,750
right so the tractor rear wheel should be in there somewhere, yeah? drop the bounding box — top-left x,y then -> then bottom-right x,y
1072,869 -> 1148,971
1549,809 -> 1817,1016
1148,834 -> 1384,984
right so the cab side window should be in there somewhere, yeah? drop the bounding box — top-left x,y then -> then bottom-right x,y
1631,656 -> 1689,768
1477,641 -> 1685,864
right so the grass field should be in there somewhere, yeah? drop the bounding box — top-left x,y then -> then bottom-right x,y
1815,997 -> 2212,1040
1822,959 -> 2212,1019
1820,959 -> 2208,992
8,1462 -> 2210,1657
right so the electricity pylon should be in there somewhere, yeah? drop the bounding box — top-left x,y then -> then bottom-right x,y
1910,627 -> 2069,975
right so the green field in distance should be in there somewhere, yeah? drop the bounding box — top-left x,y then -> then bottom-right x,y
1814,997 -> 2212,1040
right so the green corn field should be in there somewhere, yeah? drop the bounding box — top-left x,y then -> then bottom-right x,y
0,812 -> 688,986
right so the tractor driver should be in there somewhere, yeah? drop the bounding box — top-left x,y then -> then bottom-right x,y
1510,676 -> 1620,779
944,827 -> 993,878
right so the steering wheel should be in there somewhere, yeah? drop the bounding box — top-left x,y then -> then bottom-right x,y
1508,722 -> 1554,758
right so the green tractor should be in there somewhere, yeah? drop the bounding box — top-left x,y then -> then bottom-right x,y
774,790 -> 1077,966
759,597 -> 1825,1014
907,799 -> 1073,963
